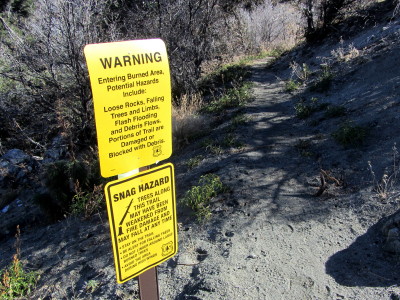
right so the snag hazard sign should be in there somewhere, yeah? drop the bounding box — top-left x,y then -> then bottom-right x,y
104,163 -> 177,283
84,39 -> 172,177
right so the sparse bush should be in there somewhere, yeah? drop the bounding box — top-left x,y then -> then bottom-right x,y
368,144 -> 400,202
70,182 -> 104,218
290,61 -> 311,83
331,40 -> 360,62
310,64 -> 333,92
36,159 -> 103,220
227,113 -> 250,132
285,79 -> 301,93
222,133 -> 243,148
232,113 -> 250,126
203,82 -> 253,114
0,226 -> 39,300
332,121 -> 368,147
295,139 -> 315,157
186,155 -> 204,170
294,97 -> 328,119
181,174 -> 226,221
84,279 -> 100,294
202,138 -> 223,155
172,93 -> 210,150
199,62 -> 250,94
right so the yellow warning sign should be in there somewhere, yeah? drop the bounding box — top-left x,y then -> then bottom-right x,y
84,39 -> 172,177
104,163 -> 177,283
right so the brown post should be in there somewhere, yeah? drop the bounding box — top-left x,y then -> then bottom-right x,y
138,267 -> 159,300
136,166 -> 159,300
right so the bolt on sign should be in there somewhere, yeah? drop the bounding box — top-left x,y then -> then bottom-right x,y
104,163 -> 177,284
84,39 -> 172,177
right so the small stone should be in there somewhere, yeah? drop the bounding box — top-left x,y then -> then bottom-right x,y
225,231 -> 234,237
247,253 -> 257,259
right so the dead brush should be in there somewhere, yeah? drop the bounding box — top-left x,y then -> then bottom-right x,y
172,93 -> 209,149
368,144 -> 400,202
289,61 -> 311,83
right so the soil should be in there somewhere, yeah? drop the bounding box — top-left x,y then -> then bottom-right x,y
2,12 -> 400,300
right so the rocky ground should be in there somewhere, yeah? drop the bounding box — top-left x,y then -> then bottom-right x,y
2,9 -> 400,300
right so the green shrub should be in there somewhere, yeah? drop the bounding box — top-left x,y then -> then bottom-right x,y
186,155 -> 204,170
332,122 -> 368,147
70,183 -> 104,218
203,82 -> 253,114
285,79 -> 301,93
0,227 -> 39,300
181,174 -> 226,221
231,114 -> 250,126
311,64 -> 333,92
294,97 -> 328,119
84,279 -> 100,294
295,139 -> 315,157
222,133 -> 243,149
0,256 -> 39,300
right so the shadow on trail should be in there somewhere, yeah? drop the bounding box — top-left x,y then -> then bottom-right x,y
196,60 -> 352,226
326,211 -> 400,287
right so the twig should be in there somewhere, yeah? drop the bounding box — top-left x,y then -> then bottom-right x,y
321,169 -> 341,186
13,118 -> 46,150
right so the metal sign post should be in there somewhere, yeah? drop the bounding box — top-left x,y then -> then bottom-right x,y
138,267 -> 159,300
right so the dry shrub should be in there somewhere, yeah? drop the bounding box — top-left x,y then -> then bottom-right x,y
0,0 -> 118,153
173,93 -> 209,150
331,39 -> 360,62
237,0 -> 303,53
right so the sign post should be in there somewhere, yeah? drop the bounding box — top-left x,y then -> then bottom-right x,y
84,39 -> 177,299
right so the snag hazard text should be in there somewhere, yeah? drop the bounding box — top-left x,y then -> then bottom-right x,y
104,163 -> 177,284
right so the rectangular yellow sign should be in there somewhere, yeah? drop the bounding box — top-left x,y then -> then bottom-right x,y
104,163 -> 178,283
84,39 -> 172,177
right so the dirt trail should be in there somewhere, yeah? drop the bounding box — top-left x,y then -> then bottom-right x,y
158,58 -> 400,299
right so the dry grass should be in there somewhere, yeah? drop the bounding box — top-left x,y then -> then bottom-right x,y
331,39 -> 360,62
368,144 -> 400,202
172,93 -> 210,150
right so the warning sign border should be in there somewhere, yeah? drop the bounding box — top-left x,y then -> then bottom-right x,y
105,163 -> 177,283
84,39 -> 173,178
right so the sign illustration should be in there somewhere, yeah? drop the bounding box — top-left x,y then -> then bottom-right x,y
104,163 -> 177,283
84,39 -> 172,177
